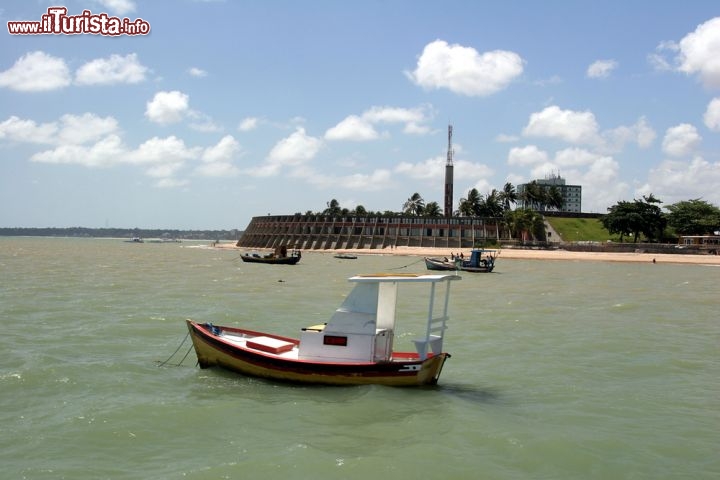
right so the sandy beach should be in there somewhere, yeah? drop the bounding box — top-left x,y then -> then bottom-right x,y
215,243 -> 720,266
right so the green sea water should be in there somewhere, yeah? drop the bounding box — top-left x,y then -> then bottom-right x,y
1,237 -> 718,479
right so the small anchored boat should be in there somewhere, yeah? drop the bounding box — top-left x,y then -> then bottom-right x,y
240,246 -> 301,265
425,249 -> 498,273
186,273 -> 460,386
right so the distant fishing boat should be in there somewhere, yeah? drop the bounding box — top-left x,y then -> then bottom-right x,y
186,273 -> 460,386
334,253 -> 357,260
240,246 -> 301,265
425,249 -> 498,273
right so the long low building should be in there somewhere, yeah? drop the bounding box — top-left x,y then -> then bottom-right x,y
237,214 -> 507,250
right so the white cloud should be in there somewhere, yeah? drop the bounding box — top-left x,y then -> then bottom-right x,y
188,67 -> 207,77
456,159 -> 494,180
676,17 -> 720,89
299,168 -> 394,191
202,135 -> 240,163
647,51 -> 673,72
145,162 -> 184,178
522,105 -> 601,144
128,135 -> 199,165
196,135 -> 241,177
145,91 -> 190,125
507,145 -> 549,166
587,59 -> 618,79
529,162 -> 562,180
362,106 -> 426,124
92,0 -> 136,15
496,133 -> 520,143
268,128 -> 322,164
0,51 -> 71,92
639,156 -> 720,206
406,39 -> 524,96
56,113 -> 119,145
403,122 -> 431,135
325,115 -> 379,141
30,134 -> 126,167
195,162 -> 240,177
554,148 -> 610,168
585,155 -> 622,184
704,98 -> 720,131
251,128 -> 322,177
238,117 -> 259,132
0,116 -> 58,144
75,53 -> 147,85
188,111 -> 222,133
396,155 -> 492,183
580,158 -> 629,213
0,113 -> 119,146
661,123 -> 701,157
155,178 -> 189,188
16,113 -> 242,187
325,106 -> 432,141
395,156 -> 444,180
602,116 -> 656,152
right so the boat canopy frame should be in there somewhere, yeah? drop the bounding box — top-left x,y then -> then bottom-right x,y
346,273 -> 460,360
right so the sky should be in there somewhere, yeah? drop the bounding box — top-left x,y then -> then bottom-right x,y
1,0 -> 720,230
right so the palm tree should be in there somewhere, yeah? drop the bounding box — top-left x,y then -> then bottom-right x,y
457,188 -> 481,217
323,199 -> 342,216
505,208 -> 546,242
546,186 -> 564,211
483,189 -> 504,217
457,198 -> 473,216
499,182 -> 518,212
520,181 -> 546,211
403,192 -> 425,216
423,201 -> 442,217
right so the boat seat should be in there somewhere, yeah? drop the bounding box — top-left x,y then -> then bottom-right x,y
246,336 -> 295,354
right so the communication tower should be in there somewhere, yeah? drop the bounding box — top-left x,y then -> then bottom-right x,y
444,125 -> 454,217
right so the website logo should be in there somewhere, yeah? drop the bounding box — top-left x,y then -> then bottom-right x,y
7,6 -> 150,36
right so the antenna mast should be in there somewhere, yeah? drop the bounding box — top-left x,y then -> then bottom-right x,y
444,124 -> 454,217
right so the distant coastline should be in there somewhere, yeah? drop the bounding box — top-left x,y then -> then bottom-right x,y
0,227 -> 242,241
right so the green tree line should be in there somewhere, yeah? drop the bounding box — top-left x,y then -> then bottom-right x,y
309,187 -> 719,244
602,196 -> 720,242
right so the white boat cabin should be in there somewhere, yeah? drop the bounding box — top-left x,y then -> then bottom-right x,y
298,273 -> 460,363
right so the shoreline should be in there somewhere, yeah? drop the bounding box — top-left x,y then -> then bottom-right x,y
215,243 -> 720,266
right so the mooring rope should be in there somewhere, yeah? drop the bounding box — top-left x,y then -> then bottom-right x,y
173,344 -> 194,367
158,331 -> 190,367
389,258 -> 424,270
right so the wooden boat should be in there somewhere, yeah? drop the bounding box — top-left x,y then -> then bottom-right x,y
424,256 -> 461,271
425,249 -> 498,273
240,246 -> 301,265
334,253 -> 357,259
186,273 -> 461,386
